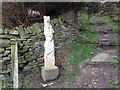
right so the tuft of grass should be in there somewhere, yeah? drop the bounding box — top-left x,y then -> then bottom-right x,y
63,43 -> 96,87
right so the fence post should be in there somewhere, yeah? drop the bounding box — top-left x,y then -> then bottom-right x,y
11,43 -> 18,88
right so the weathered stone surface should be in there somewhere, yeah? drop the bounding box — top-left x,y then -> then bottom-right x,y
0,35 -> 17,39
91,53 -> 112,62
0,48 -> 5,53
1,53 -> 7,57
0,69 -> 11,74
23,34 -> 30,39
41,66 -> 58,81
19,27 -> 25,38
0,26 -> 3,34
3,57 -> 10,61
30,36 -> 37,40
6,47 -> 11,50
0,39 -> 10,47
4,28 -> 9,34
26,55 -> 36,61
97,26 -> 112,33
24,52 -> 33,58
5,50 -> 10,54
9,30 -> 19,35
18,56 -> 26,64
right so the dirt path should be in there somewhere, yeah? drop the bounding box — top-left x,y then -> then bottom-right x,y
73,18 -> 119,88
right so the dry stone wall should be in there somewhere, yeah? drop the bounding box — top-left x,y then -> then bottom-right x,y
0,11 -> 76,75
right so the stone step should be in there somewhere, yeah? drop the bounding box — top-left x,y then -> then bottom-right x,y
90,53 -> 117,63
97,26 -> 112,33
99,42 -> 117,46
99,39 -> 111,42
89,20 -> 106,26
99,33 -> 118,38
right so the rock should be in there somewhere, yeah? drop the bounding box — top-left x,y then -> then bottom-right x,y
0,48 -> 5,53
8,54 -> 11,58
18,43 -> 24,49
4,28 -> 9,34
89,20 -> 105,26
9,30 -> 19,35
1,53 -> 7,57
0,35 -> 17,39
21,45 -> 35,53
19,27 -> 25,38
30,36 -> 37,40
0,39 -> 10,46
0,69 -> 11,74
26,27 -> 32,34
23,34 -> 30,39
5,50 -> 10,54
24,52 -> 33,58
18,56 -> 26,64
19,60 -> 27,64
3,57 -> 10,61
0,26 -> 3,34
6,47 -> 11,50
23,41 -> 29,44
25,55 -> 36,62
91,53 -> 111,62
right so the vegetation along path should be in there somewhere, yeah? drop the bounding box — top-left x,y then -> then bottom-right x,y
73,16 -> 119,88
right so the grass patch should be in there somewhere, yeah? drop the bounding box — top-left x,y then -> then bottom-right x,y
63,43 -> 96,87
111,52 -> 120,68
112,22 -> 119,32
108,80 -> 120,88
80,31 -> 98,41
78,13 -> 98,42
78,13 -> 90,30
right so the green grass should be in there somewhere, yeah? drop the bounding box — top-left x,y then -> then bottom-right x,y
111,52 -> 120,69
108,80 -> 120,88
80,31 -> 98,41
77,13 -> 98,42
63,43 -> 96,87
78,13 -> 93,30
112,22 -> 119,32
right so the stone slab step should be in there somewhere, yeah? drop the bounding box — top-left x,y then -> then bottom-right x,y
98,42 -> 117,46
99,39 -> 111,42
89,20 -> 106,26
97,26 -> 112,33
90,53 -> 116,63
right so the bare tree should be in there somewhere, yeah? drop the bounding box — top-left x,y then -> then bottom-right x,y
2,2 -> 44,29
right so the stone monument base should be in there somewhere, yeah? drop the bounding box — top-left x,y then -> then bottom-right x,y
41,66 -> 58,81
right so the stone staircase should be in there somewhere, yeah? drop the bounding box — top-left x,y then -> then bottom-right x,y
97,24 -> 118,46
74,19 -> 119,88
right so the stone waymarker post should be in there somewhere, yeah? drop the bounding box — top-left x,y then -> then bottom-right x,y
41,16 -> 58,81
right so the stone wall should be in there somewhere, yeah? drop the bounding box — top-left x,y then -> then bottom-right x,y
0,11 -> 76,75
